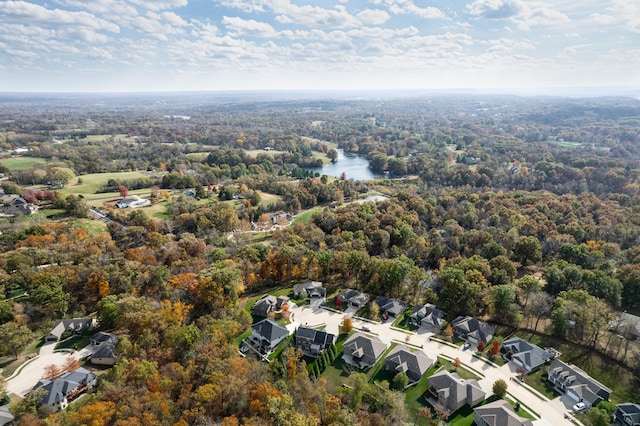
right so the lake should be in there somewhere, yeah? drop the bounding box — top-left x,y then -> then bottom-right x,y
310,149 -> 382,181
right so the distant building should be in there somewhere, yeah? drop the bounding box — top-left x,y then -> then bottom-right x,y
451,316 -> 495,346
32,367 -> 97,413
547,359 -> 611,408
342,332 -> 387,370
384,345 -> 434,383
474,399 -> 534,426
295,326 -> 335,358
45,318 -> 97,342
613,403 -> 640,426
293,281 -> 326,302
115,198 -> 151,208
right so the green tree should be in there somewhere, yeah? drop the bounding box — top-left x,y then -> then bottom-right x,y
492,379 -> 508,398
391,372 -> 409,390
584,407 -> 612,426
438,267 -> 483,317
327,149 -> 338,163
47,166 -> 75,187
0,322 -> 34,359
512,236 -> 542,266
0,372 -> 7,403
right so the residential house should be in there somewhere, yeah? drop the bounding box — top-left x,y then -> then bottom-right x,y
0,194 -> 38,215
293,281 -> 326,302
613,403 -> 640,426
611,312 -> 640,341
295,326 -> 335,358
45,318 -> 97,342
426,370 -> 485,413
252,294 -> 290,317
375,296 -> 407,319
547,359 -> 612,408
115,198 -> 151,208
409,304 -> 444,330
0,406 -> 14,426
473,399 -> 534,426
342,332 -> 388,370
451,316 -> 495,345
89,332 -> 119,366
502,337 -> 552,373
271,212 -> 292,224
337,289 -> 369,308
248,318 -> 290,355
32,367 -> 97,413
384,345 -> 434,383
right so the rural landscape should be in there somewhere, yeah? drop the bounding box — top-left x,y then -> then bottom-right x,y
0,91 -> 640,426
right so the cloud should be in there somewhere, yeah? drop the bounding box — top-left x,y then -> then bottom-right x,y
465,0 -> 523,19
485,37 -> 535,53
222,16 -> 278,38
273,2 -> 359,29
357,9 -> 390,25
128,0 -> 188,11
215,0 -> 267,13
372,0 -> 445,19
0,1 -> 120,32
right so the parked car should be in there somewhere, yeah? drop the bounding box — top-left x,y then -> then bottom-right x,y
572,402 -> 587,412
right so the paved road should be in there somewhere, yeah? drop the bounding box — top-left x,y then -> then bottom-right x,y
292,304 -> 575,426
6,342 -> 94,397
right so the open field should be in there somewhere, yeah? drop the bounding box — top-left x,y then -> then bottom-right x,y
293,206 -> 322,225
57,171 -> 161,196
0,156 -> 47,170
58,134 -> 130,143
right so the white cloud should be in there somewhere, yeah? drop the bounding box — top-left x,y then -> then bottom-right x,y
216,0 -> 267,13
222,16 -> 278,38
357,9 -> 390,25
0,1 -> 120,32
373,0 -> 445,19
128,0 -> 188,11
466,0 -> 524,19
485,38 -> 535,53
466,0 -> 570,31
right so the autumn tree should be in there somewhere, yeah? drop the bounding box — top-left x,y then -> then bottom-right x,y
42,364 -> 65,380
119,185 -> 129,199
0,321 -> 34,359
492,379 -> 508,398
490,339 -> 501,357
340,317 -> 353,334
453,357 -> 461,369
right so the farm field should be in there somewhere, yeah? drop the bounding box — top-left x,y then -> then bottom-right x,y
0,156 -> 47,170
56,171 -> 162,196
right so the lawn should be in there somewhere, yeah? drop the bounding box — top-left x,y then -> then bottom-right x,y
0,156 -> 47,170
522,367 -> 559,400
57,171 -> 161,196
69,219 -> 108,234
292,206 -> 323,225
515,331 -> 640,403
393,311 -> 418,331
55,336 -> 91,351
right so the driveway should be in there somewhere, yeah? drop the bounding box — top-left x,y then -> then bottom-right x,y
291,304 -> 576,426
6,342 -> 94,397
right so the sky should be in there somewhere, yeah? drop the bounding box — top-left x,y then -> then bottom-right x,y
0,0 -> 639,93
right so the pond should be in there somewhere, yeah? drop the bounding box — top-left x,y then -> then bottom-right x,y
309,149 -> 382,181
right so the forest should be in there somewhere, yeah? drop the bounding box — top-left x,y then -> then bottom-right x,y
0,92 -> 640,426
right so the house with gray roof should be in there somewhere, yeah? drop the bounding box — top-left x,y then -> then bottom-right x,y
474,399 -> 534,426
32,367 -> 97,412
547,359 -> 612,408
295,326 -> 335,358
451,316 -> 494,345
375,296 -> 407,318
248,318 -> 290,355
384,345 -> 434,383
614,403 -> 640,426
0,406 -> 13,426
252,294 -> 289,318
45,318 -> 97,342
337,289 -> 369,308
342,332 -> 387,370
90,332 -> 119,366
426,370 -> 485,413
293,281 -> 326,302
502,337 -> 552,373
409,304 -> 444,330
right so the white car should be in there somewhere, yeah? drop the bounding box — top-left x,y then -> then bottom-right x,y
572,402 -> 587,412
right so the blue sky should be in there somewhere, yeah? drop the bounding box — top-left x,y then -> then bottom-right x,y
0,0 -> 639,92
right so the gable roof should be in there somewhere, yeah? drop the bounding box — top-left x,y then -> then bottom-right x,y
0,406 -> 14,426
474,399 -> 534,426
548,359 -> 612,404
385,345 -> 434,379
33,367 -> 96,406
293,281 -> 325,298
428,370 -> 485,408
343,332 -> 387,362
252,318 -> 289,342
375,296 -> 407,316
502,337 -> 551,371
338,289 -> 369,305
91,335 -> 119,360
614,403 -> 640,425
252,294 -> 289,317
451,316 -> 495,343
410,304 -> 444,326
296,326 -> 335,346
47,318 -> 96,340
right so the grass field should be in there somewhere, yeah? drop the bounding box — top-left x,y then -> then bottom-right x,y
69,219 -> 108,234
293,206 -> 322,225
0,156 -> 47,170
57,171 -> 161,196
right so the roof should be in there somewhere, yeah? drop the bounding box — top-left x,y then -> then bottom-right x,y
296,326 -> 335,345
33,367 -> 96,406
338,289 -> 369,305
614,403 -> 640,425
293,281 -> 325,297
252,318 -> 289,342
47,318 -> 96,339
91,335 -> 119,360
474,400 -> 534,426
451,316 -> 495,343
91,331 -> 115,344
548,359 -> 612,404
618,312 -> 640,336
0,406 -> 14,426
410,304 -> 444,326
502,337 -> 550,371
385,345 -> 434,378
252,294 -> 289,317
375,296 -> 407,316
428,370 -> 485,407
344,332 -> 387,361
